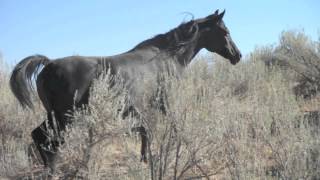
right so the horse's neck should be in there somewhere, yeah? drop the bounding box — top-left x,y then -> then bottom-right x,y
132,31 -> 202,66
174,41 -> 202,66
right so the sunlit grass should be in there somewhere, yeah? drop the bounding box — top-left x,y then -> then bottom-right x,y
0,30 -> 319,179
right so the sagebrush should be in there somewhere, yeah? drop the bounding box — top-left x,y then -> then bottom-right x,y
0,30 -> 319,179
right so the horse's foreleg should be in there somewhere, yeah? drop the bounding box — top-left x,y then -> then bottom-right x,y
140,126 -> 148,163
132,126 -> 148,163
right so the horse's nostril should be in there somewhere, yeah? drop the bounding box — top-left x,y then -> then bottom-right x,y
239,53 -> 242,59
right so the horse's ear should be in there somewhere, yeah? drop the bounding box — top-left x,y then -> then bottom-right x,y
214,9 -> 219,16
200,9 -> 225,26
217,10 -> 225,21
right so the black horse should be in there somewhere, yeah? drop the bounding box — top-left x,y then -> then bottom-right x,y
10,10 -> 241,171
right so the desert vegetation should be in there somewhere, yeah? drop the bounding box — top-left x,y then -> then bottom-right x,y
0,30 -> 319,179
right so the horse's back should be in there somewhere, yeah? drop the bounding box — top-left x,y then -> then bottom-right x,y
36,56 -> 100,112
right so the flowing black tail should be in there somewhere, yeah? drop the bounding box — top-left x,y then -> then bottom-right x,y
10,55 -> 50,109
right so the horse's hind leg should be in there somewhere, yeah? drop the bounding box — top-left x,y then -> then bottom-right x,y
31,124 -> 57,169
31,113 -> 61,172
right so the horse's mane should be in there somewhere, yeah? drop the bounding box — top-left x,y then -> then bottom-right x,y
131,20 -> 199,55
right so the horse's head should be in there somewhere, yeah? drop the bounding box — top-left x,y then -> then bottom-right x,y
197,10 -> 241,65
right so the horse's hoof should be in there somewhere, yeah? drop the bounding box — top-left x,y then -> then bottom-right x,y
140,156 -> 148,164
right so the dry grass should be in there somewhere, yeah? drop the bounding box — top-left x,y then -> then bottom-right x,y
0,30 -> 319,179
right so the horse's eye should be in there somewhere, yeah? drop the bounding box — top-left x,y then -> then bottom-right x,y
220,28 -> 228,36
223,30 -> 228,36
217,26 -> 228,36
